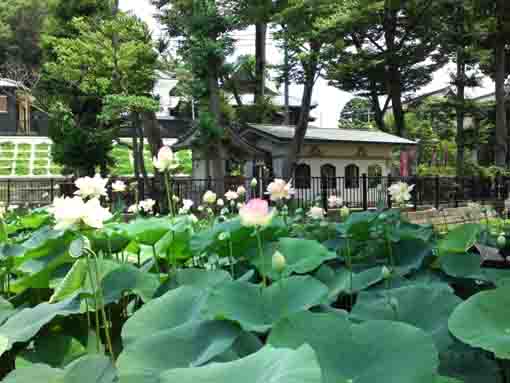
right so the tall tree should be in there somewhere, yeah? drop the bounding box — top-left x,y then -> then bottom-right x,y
238,0 -> 275,106
274,0 -> 355,178
153,0 -> 243,180
0,0 -> 49,69
327,0 -> 447,138
476,0 -> 510,166
43,11 -> 159,176
440,0 -> 481,176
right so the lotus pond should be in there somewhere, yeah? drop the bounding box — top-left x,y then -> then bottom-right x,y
1,190 -> 510,383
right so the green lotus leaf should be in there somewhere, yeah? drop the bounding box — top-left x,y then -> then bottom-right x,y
351,284 -> 462,351
438,224 -> 480,254
0,296 -> 15,325
0,295 -> 81,357
50,259 -> 88,303
314,264 -> 384,301
391,239 -> 432,276
439,252 -> 482,278
207,276 -> 328,332
253,238 -> 337,279
122,286 -> 208,345
449,286 -> 510,359
269,311 -> 439,383
16,334 -> 87,368
125,217 -> 173,246
152,345 -> 322,383
3,355 -> 116,383
118,320 -> 241,379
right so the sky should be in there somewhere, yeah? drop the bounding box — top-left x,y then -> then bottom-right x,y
120,0 -> 495,129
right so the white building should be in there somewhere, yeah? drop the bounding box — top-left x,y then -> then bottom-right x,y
174,123 -> 415,207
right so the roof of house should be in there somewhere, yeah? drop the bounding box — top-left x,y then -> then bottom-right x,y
245,124 -> 416,145
0,78 -> 21,88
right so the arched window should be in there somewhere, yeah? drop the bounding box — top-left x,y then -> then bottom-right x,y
321,164 -> 336,189
368,164 -> 382,188
294,163 -> 311,189
345,164 -> 359,189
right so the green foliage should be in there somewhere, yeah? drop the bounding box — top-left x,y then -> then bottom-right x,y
2,201 -> 510,382
43,10 -> 158,175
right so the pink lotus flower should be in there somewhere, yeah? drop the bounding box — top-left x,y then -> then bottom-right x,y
239,199 -> 273,227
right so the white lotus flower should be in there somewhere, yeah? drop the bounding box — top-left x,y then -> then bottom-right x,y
203,190 -> 217,204
153,146 -> 179,172
388,182 -> 415,206
266,179 -> 294,201
81,198 -> 112,229
128,204 -> 139,214
112,180 -> 126,193
328,195 -> 343,208
74,174 -> 108,199
236,185 -> 246,195
308,206 -> 325,220
51,196 -> 86,230
224,190 -> 239,201
217,198 -> 224,207
139,199 -> 156,213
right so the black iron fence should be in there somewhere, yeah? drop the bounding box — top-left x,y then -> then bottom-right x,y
0,175 -> 509,211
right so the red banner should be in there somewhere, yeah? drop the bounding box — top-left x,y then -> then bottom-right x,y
400,151 -> 409,177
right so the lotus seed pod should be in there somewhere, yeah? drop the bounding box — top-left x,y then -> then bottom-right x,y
272,251 -> 286,273
340,206 -> 350,218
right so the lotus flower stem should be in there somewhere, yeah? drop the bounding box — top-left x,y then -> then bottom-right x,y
164,172 -> 174,217
90,252 -> 115,361
345,236 -> 353,309
85,255 -> 101,353
228,238 -> 235,278
256,229 -> 266,287
151,245 -> 161,274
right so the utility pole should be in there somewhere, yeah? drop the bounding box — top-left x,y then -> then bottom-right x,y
283,32 -> 290,125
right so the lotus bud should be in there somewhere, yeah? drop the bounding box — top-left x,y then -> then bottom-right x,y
69,236 -> 91,258
218,232 -> 230,241
250,178 -> 258,187
340,206 -> 350,219
272,251 -> 286,273
381,265 -> 392,279
497,233 -> 507,249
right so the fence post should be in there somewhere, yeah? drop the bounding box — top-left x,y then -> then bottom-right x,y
7,179 -> 11,207
50,179 -> 54,201
412,175 -> 418,211
387,174 -> 392,209
435,175 -> 440,210
454,176 -> 458,208
362,173 -> 368,211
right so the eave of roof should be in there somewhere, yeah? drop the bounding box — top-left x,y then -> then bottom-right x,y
244,124 -> 416,145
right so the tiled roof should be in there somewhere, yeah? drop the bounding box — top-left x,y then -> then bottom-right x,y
247,124 -> 416,145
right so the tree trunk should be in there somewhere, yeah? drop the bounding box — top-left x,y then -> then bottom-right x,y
254,22 -> 267,105
384,7 -> 406,137
207,57 -> 225,186
455,11 -> 466,177
388,67 -> 405,137
282,69 -> 316,179
495,10 -> 507,167
142,110 -> 163,157
369,83 -> 386,132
